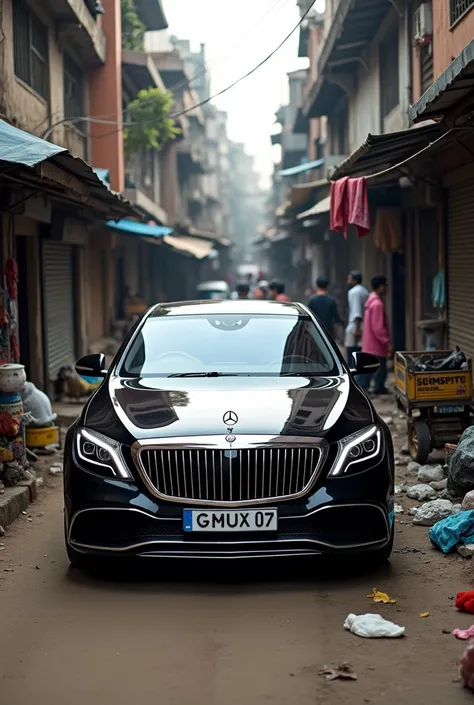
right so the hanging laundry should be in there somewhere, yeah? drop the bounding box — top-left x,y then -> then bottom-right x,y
330,177 -> 370,238
373,208 -> 402,253
5,258 -> 18,300
347,178 -> 370,238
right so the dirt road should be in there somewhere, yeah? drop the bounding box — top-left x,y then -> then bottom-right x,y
1,397 -> 474,705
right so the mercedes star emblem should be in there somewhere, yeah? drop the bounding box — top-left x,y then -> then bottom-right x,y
223,410 -> 238,427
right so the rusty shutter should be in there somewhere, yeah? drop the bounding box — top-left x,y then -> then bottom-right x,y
42,240 -> 76,382
448,180 -> 474,361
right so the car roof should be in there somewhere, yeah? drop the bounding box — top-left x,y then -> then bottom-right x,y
148,300 -> 304,317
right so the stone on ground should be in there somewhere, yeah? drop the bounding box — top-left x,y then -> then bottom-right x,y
412,499 -> 459,526
448,427 -> 474,497
417,464 -> 445,484
462,490 -> 474,511
407,484 -> 437,501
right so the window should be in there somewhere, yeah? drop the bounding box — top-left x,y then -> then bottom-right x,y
64,54 -> 85,129
379,25 -> 399,118
13,0 -> 49,99
121,313 -> 338,377
451,0 -> 474,25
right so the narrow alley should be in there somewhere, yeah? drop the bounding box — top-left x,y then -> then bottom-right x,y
0,396 -> 472,705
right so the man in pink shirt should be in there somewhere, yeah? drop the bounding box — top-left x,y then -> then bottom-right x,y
361,275 -> 392,395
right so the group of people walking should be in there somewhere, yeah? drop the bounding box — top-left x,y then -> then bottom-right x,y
234,278 -> 292,302
307,271 -> 391,395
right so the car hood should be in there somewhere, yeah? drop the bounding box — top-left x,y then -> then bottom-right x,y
84,374 -> 373,443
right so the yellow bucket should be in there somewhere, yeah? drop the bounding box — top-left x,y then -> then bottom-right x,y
26,426 -> 60,448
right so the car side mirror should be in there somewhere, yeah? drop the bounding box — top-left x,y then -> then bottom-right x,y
350,351 -> 380,375
75,353 -> 107,378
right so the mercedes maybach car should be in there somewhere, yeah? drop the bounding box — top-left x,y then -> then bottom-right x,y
64,300 -> 394,569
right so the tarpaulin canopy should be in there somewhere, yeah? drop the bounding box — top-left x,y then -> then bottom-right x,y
0,119 -> 134,219
106,219 -> 173,237
298,194 -> 331,219
163,235 -> 213,259
278,158 -> 325,177
0,118 -> 66,166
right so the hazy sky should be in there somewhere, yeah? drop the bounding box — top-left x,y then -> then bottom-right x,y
163,0 -> 325,187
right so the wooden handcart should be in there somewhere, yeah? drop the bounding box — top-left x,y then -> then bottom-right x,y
394,350 -> 474,464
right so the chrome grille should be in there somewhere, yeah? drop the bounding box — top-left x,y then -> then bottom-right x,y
137,447 -> 322,505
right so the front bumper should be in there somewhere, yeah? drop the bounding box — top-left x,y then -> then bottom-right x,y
64,455 -> 393,559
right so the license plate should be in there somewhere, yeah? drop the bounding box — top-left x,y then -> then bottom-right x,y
435,405 -> 464,414
183,508 -> 278,533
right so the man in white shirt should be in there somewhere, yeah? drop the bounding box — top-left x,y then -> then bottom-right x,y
345,271 -> 369,364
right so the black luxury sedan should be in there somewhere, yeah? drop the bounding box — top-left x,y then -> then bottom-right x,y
64,300 -> 395,569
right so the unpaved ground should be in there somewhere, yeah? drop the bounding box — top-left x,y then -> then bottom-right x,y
0,397 -> 473,705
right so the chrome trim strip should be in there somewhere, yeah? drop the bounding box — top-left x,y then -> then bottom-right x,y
131,437 -> 329,507
68,502 -> 390,552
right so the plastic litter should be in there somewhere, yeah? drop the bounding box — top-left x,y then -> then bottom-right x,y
366,588 -> 396,604
429,510 -> 474,554
453,625 -> 474,640
456,591 -> 474,614
344,613 -> 405,638
319,663 -> 357,681
460,642 -> 474,690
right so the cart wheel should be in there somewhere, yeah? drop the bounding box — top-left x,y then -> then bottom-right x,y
409,419 -> 432,464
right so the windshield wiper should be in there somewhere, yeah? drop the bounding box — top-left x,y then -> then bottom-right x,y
167,372 -> 239,378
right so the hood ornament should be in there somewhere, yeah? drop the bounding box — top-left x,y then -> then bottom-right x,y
223,410 -> 238,431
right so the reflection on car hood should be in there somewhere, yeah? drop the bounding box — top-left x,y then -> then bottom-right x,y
98,374 -> 366,441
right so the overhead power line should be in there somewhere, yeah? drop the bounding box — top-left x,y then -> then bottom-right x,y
41,0 -> 316,140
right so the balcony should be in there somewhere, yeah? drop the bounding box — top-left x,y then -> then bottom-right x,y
50,0 -> 107,65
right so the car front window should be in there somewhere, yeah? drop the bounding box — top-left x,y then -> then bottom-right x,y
120,313 -> 338,377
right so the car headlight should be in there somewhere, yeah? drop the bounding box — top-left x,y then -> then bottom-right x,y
75,428 -> 132,479
328,425 -> 383,477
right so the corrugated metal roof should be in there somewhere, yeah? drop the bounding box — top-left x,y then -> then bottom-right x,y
163,235 -> 213,259
331,124 -> 446,180
297,195 -> 331,219
409,38 -> 474,124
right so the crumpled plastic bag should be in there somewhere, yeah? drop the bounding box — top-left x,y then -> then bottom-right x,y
429,510 -> 474,554
453,625 -> 474,640
343,613 -> 405,638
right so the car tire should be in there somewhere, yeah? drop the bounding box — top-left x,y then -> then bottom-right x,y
409,418 -> 432,464
370,525 -> 395,565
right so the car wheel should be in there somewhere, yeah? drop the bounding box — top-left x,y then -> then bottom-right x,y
409,418 -> 431,464
369,525 -> 395,565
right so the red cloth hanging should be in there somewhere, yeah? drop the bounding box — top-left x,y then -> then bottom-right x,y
5,259 -> 18,300
347,178 -> 370,238
330,177 -> 370,239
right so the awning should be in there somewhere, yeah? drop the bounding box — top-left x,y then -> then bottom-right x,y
134,0 -> 168,30
298,195 -> 331,219
278,158 -> 325,177
106,219 -> 173,237
122,49 -> 165,91
331,123 -> 446,181
290,179 -> 328,208
163,235 -> 213,259
0,119 -> 134,219
409,39 -> 474,124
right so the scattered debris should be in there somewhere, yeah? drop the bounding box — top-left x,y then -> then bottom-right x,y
36,477 -> 44,487
394,485 -> 402,494
407,484 -> 437,502
394,503 -> 404,515
319,663 -> 357,681
430,511 -> 474,554
366,588 -> 397,604
418,464 -> 445,484
448,428 -> 474,497
344,613 -> 405,638
420,612 -> 430,618
49,463 -> 63,476
456,591 -> 474,614
453,625 -> 474,640
430,478 -> 448,492
382,416 -> 393,425
412,499 -> 460,526
462,491 -> 474,511
460,642 -> 474,691
394,547 -> 422,554
458,544 -> 474,559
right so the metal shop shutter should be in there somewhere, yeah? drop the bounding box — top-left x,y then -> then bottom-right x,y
448,179 -> 474,362
42,241 -> 76,380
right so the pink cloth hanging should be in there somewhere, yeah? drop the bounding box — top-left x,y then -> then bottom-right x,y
330,177 -> 370,238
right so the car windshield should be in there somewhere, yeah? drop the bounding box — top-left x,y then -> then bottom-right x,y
120,313 -> 338,377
